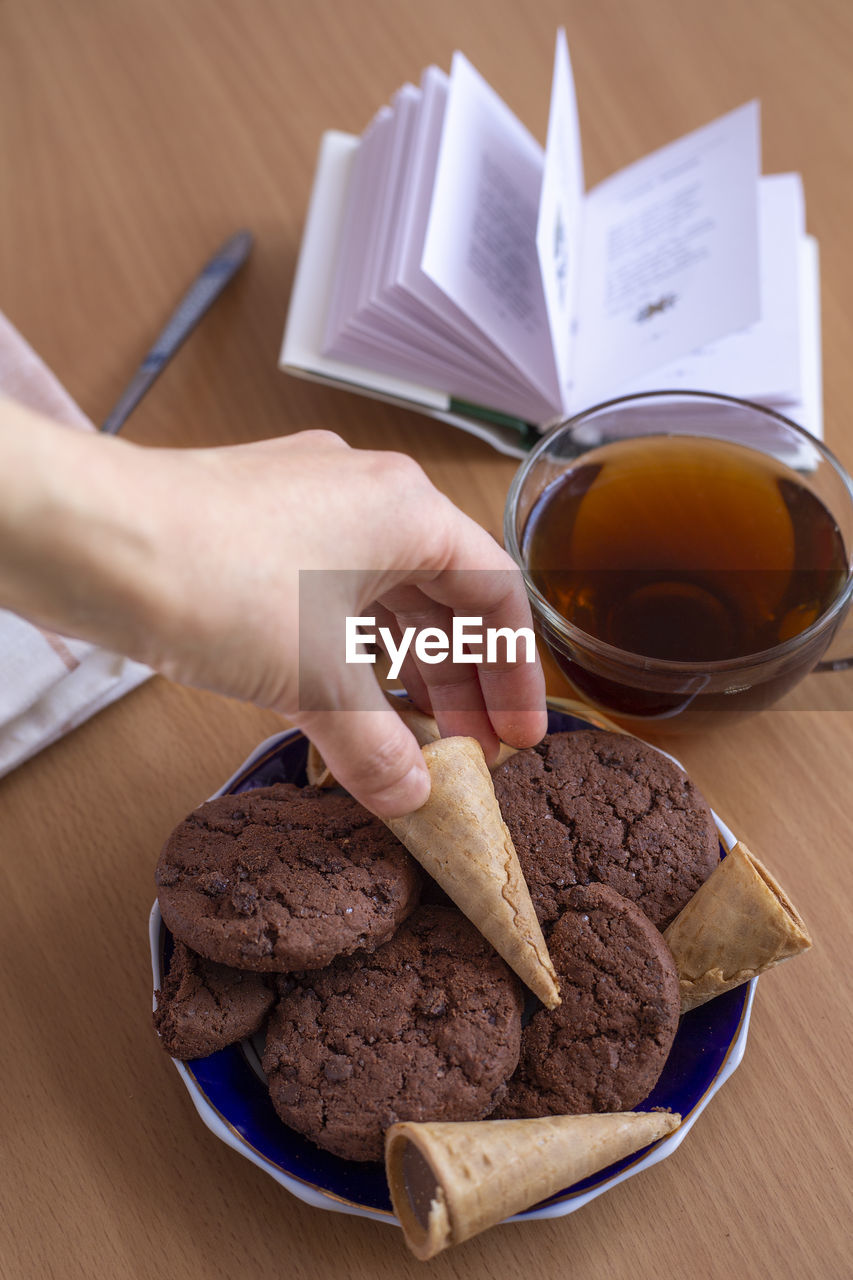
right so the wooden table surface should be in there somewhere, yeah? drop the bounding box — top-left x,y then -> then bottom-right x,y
2,2 -> 852,1277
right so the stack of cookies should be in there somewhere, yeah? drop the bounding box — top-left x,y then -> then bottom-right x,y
153,723 -> 811,1256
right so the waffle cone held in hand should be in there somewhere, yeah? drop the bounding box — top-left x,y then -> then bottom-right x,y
386,1111 -> 681,1259
664,840 -> 812,1012
384,737 -> 560,1009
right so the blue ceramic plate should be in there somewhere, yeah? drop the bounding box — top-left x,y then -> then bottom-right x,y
149,707 -> 754,1225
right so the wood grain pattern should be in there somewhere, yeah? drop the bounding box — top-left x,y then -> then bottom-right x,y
1,2 -> 852,1277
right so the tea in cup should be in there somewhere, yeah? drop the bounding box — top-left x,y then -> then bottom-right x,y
504,392 -> 853,728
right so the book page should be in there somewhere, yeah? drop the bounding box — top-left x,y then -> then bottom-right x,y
616,174 -> 804,404
322,106 -> 394,355
378,71 -> 536,400
361,83 -> 421,313
282,130 -> 449,410
772,235 -> 822,443
421,52 -> 561,411
536,29 -> 585,407
321,71 -> 556,422
570,101 -> 761,410
390,67 -> 448,300
389,65 -> 553,411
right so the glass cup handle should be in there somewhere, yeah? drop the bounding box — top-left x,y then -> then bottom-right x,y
814,655 -> 853,672
814,612 -> 853,672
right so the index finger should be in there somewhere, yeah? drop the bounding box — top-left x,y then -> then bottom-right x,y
419,526 -> 547,746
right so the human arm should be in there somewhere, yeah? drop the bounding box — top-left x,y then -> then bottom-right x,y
0,398 -> 547,815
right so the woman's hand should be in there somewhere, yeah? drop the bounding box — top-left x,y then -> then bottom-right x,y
0,404 -> 547,815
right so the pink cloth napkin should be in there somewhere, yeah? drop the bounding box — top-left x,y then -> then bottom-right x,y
0,313 -> 152,777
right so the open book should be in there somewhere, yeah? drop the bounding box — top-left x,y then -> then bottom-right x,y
281,31 -> 821,457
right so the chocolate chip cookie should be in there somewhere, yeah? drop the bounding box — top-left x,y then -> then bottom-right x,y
493,730 -> 719,928
155,784 -> 422,971
497,883 -> 680,1117
153,939 -> 275,1059
262,905 -> 524,1161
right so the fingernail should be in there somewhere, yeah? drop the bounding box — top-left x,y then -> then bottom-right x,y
371,763 -> 431,819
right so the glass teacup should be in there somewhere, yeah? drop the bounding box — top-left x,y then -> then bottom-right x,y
504,391 -> 853,730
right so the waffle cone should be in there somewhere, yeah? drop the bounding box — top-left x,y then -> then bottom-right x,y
386,1111 -> 680,1259
384,737 -> 559,1007
385,694 -> 443,747
305,740 -> 335,788
664,840 -> 812,1012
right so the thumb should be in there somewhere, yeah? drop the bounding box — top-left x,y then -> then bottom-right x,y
297,702 -> 431,818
